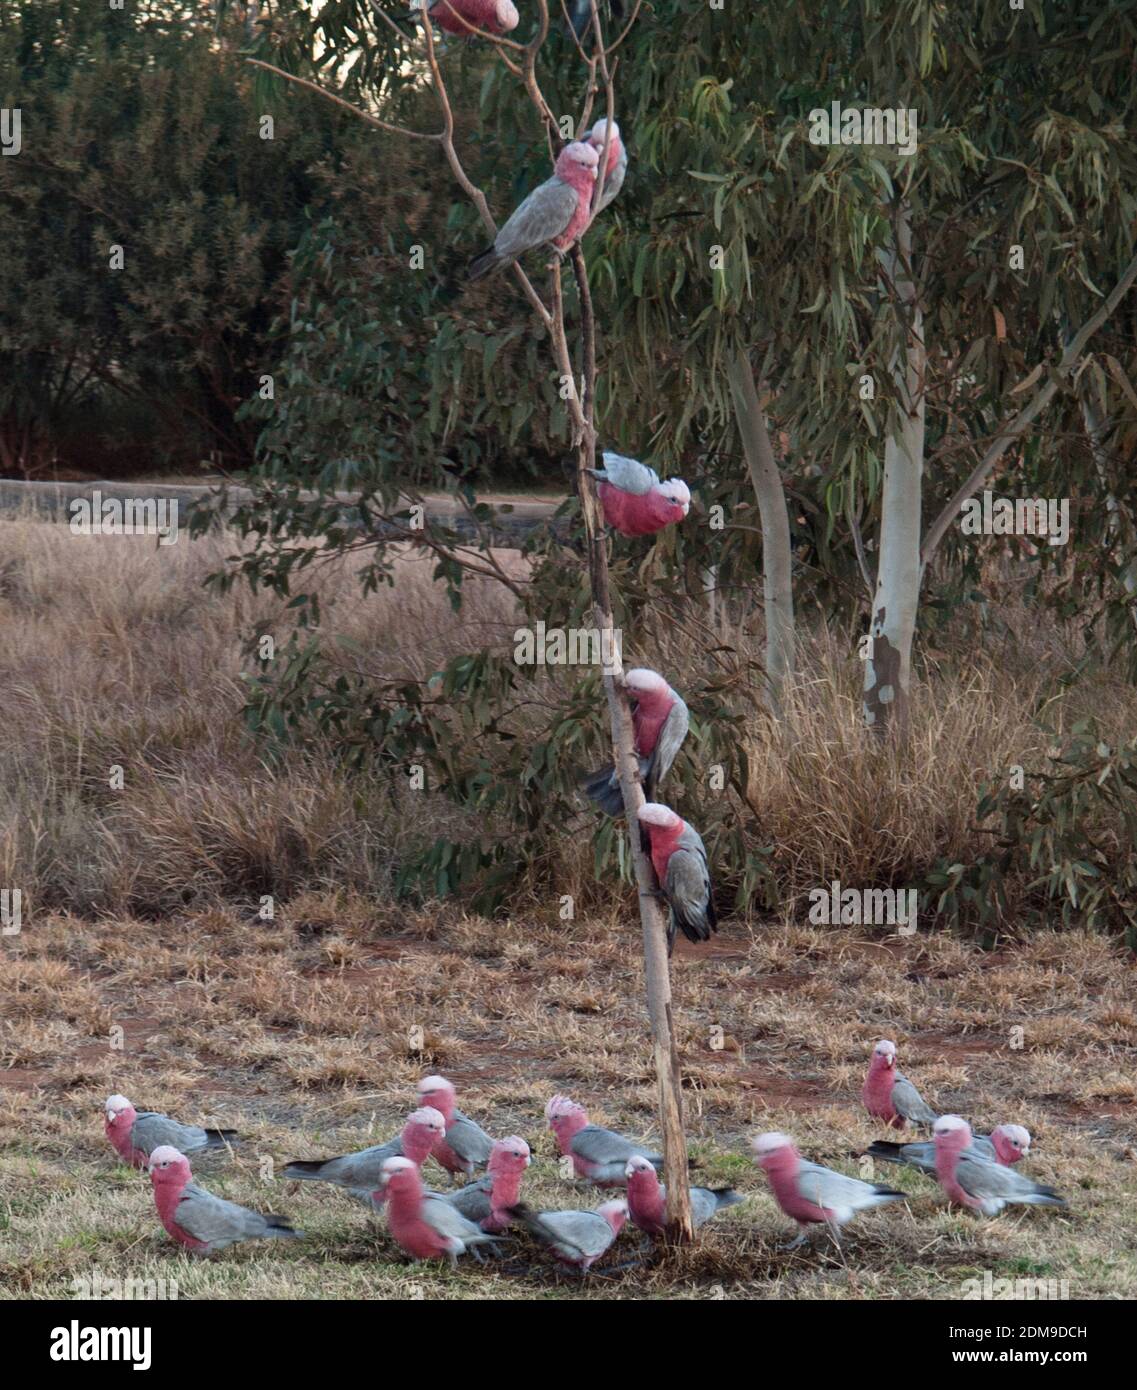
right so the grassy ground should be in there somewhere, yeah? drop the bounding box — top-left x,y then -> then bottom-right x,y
2,902 -> 1134,1300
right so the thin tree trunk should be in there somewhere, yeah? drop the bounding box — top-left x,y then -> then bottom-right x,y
570,245 -> 694,1241
1081,386 -> 1137,625
864,200 -> 925,736
726,351 -> 795,718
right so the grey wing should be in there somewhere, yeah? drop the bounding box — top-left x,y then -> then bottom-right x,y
971,1135 -> 996,1162
174,1184 -> 264,1246
132,1113 -> 206,1156
541,1210 -> 612,1259
440,1176 -> 493,1223
598,452 -> 658,494
494,178 -> 579,261
797,1161 -> 895,1212
891,1071 -> 938,1126
899,1140 -> 937,1173
689,1188 -> 718,1228
666,844 -> 711,915
571,1124 -> 643,1166
421,1194 -> 492,1243
595,151 -> 627,214
645,695 -> 689,792
325,1136 -> 400,1189
447,1111 -> 494,1167
956,1154 -> 1064,1207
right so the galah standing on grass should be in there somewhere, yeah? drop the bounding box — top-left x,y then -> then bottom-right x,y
439,1136 -> 531,1231
546,1094 -> 662,1186
147,1146 -> 302,1255
409,0 -> 520,37
624,1154 -> 744,1235
417,1075 -> 495,1179
869,1123 -> 1031,1177
381,1156 -> 504,1267
467,142 -> 600,280
582,668 -> 689,816
587,118 -> 627,214
932,1116 -> 1066,1216
637,803 -> 717,953
283,1106 -> 445,1205
104,1094 -> 237,1169
507,1199 -> 628,1272
751,1131 -> 905,1248
862,1039 -> 939,1130
587,451 -> 691,538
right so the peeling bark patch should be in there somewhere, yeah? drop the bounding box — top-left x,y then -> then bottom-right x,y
864,606 -> 903,729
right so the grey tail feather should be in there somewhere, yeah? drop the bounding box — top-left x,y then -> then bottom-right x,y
1033,1187 -> 1066,1206
873,1184 -> 907,1198
866,1141 -> 906,1164
581,763 -> 622,815
204,1129 -> 238,1146
712,1187 -> 745,1209
283,1160 -> 332,1179
264,1215 -> 303,1236
467,247 -> 501,281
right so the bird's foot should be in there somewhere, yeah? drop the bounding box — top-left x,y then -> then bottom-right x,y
779,1230 -> 809,1251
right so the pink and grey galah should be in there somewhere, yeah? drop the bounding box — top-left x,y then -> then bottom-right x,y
588,451 -> 691,538
409,0 -> 520,37
147,1146 -> 302,1255
751,1131 -> 905,1248
381,1156 -> 504,1266
582,668 -> 689,815
104,1094 -> 237,1169
283,1106 -> 445,1204
468,142 -> 600,280
417,1075 -> 495,1178
932,1116 -> 1066,1217
624,1154 -> 744,1235
546,1094 -> 662,1185
862,1039 -> 939,1130
869,1123 -> 1030,1177
637,803 -> 717,954
438,1136 -> 531,1231
507,1198 -> 628,1272
587,118 -> 627,214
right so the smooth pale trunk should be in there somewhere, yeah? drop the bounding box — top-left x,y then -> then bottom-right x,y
727,351 -> 795,718
864,201 -> 925,735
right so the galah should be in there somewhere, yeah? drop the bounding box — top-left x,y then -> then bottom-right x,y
417,1075 -> 495,1179
751,1132 -> 905,1248
587,118 -> 627,214
409,0 -> 520,37
147,1146 -> 302,1255
468,142 -> 600,280
862,1039 -> 939,1130
283,1106 -> 445,1204
588,451 -> 691,538
438,1136 -> 531,1231
624,1154 -> 744,1235
582,668 -> 689,816
637,803 -> 717,953
104,1094 -> 237,1169
381,1156 -> 503,1267
869,1123 -> 1030,1176
507,1199 -> 628,1272
932,1116 -> 1066,1216
546,1094 -> 662,1186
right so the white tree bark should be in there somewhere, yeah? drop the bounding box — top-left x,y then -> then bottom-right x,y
727,352 -> 795,718
864,201 -> 925,735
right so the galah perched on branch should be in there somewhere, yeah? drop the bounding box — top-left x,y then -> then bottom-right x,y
283,1106 -> 445,1204
932,1116 -> 1066,1216
408,0 -> 520,36
506,1198 -> 628,1272
417,1075 -> 495,1178
381,1156 -> 504,1266
582,668 -> 689,816
862,1039 -> 939,1129
467,142 -> 600,280
637,803 -> 717,954
439,1136 -> 531,1231
751,1132 -> 905,1248
587,451 -> 691,538
546,1094 -> 662,1186
587,118 -> 627,214
869,1123 -> 1031,1176
147,1146 -> 302,1255
104,1094 -> 237,1169
624,1154 -> 743,1235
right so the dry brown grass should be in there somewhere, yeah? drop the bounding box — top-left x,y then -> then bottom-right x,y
0,512 -> 1134,1299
